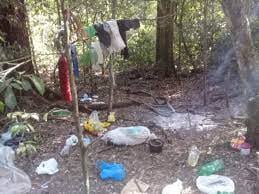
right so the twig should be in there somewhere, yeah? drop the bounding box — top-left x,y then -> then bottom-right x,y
0,59 -> 32,81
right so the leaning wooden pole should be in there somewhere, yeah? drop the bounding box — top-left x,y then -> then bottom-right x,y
60,1 -> 89,193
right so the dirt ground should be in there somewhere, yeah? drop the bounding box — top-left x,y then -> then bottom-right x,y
15,73 -> 258,194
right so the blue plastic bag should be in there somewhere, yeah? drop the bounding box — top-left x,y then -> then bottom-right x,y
97,161 -> 126,181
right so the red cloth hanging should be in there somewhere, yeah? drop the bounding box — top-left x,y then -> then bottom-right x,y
58,55 -> 72,102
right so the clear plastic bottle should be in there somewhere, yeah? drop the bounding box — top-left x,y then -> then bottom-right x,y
187,145 -> 200,167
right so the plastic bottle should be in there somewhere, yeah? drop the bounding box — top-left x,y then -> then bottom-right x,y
198,159 -> 224,176
187,145 -> 200,167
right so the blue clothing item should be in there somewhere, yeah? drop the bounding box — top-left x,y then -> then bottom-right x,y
97,160 -> 126,181
70,44 -> 79,78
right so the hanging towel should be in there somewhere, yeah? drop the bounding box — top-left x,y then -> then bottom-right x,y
105,20 -> 126,53
58,55 -> 72,102
117,19 -> 140,59
91,40 -> 104,64
70,44 -> 79,78
94,23 -> 111,47
85,25 -> 96,39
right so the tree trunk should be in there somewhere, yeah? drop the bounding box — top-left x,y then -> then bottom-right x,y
221,0 -> 258,98
156,0 -> 175,77
0,0 -> 33,72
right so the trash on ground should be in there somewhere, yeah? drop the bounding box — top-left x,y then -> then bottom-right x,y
240,142 -> 252,156
60,135 -> 78,156
44,108 -> 71,121
83,136 -> 91,147
198,159 -> 224,176
0,145 -> 31,193
162,179 -> 183,194
187,145 -> 200,167
80,93 -> 93,103
84,111 -> 107,136
0,123 -> 25,149
149,138 -> 163,153
36,158 -> 59,175
97,160 -> 126,181
154,113 -> 217,131
107,112 -> 116,123
102,126 -> 157,146
196,175 -> 235,194
230,134 -> 246,150
121,178 -> 149,194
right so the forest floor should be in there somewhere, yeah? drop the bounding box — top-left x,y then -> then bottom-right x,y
13,70 -> 258,194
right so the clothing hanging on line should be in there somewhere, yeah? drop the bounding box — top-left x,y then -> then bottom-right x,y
105,20 -> 126,53
91,40 -> 104,65
58,55 -> 72,102
70,44 -> 79,78
94,23 -> 111,47
117,19 -> 140,59
85,25 -> 96,39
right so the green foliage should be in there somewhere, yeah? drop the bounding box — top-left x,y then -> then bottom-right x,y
4,86 -> 17,110
0,101 -> 5,113
26,75 -> 45,95
0,74 -> 45,110
17,141 -> 37,156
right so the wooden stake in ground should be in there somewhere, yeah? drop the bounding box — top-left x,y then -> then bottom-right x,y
60,1 -> 89,194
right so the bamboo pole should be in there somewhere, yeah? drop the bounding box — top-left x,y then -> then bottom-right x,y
60,1 -> 89,194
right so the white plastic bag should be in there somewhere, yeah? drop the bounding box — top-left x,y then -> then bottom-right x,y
36,158 -> 59,175
196,175 -> 235,194
162,179 -> 183,194
0,145 -> 31,194
102,126 -> 157,145
60,135 -> 78,156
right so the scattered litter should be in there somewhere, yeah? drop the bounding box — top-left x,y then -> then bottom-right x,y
196,175 -> 235,194
44,108 -> 71,121
149,138 -> 163,153
230,134 -> 246,150
83,136 -> 91,147
240,142 -> 252,156
40,180 -> 52,189
84,111 -> 107,136
60,135 -> 78,156
154,113 -> 217,131
162,179 -> 183,194
121,178 -> 149,194
97,160 -> 126,181
80,93 -> 93,103
0,145 -> 31,193
102,126 -> 157,146
36,158 -> 59,175
107,112 -> 116,123
198,159 -> 224,176
187,145 -> 200,167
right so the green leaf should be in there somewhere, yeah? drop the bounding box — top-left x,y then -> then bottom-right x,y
0,101 -> 4,113
0,78 -> 13,94
10,123 -> 28,136
21,79 -> 32,91
51,108 -> 71,117
4,86 -> 17,110
11,82 -> 23,90
28,75 -> 45,95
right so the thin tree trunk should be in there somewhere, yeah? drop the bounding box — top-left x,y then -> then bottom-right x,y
60,1 -> 89,194
203,0 -> 208,106
108,0 -> 117,113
